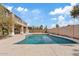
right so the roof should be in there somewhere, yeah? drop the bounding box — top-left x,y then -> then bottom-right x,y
0,4 -> 27,25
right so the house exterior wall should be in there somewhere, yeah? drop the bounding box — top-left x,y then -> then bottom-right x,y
0,4 -> 28,36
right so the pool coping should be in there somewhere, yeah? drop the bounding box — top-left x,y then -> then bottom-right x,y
48,34 -> 79,44
25,33 -> 79,44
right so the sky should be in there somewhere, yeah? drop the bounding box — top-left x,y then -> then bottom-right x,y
3,3 -> 79,29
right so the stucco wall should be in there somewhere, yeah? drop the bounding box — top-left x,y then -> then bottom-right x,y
29,29 -> 45,33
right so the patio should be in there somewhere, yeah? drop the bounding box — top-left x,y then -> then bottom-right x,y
0,35 -> 79,56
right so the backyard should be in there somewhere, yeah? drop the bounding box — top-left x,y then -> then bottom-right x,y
0,3 -> 79,56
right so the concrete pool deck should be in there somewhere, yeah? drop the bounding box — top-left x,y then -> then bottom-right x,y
0,34 -> 79,56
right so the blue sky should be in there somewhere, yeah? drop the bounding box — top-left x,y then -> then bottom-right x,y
3,3 -> 79,28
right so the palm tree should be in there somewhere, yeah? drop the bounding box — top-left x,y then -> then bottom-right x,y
70,5 -> 79,38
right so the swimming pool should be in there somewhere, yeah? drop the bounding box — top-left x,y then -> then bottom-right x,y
16,34 -> 77,44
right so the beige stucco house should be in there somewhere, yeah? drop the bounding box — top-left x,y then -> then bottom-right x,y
0,4 -> 29,36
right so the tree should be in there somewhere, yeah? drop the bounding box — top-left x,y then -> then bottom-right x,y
0,4 -> 13,36
40,25 -> 43,30
56,24 -> 59,28
70,5 -> 79,18
70,5 -> 79,38
44,26 -> 48,33
56,24 -> 59,35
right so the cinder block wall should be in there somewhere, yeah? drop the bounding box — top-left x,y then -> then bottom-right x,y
48,25 -> 79,39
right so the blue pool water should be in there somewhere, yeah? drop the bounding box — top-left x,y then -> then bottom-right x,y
16,34 -> 77,44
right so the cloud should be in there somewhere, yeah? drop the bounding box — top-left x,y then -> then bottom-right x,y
29,9 -> 45,24
50,16 -> 66,28
51,15 -> 79,28
69,18 -> 79,25
24,8 -> 28,12
30,9 -> 43,20
16,7 -> 28,12
70,3 -> 78,6
31,9 -> 42,18
49,8 -> 63,15
31,9 -> 41,14
17,7 -> 24,12
19,9 -> 41,20
51,18 -> 57,21
18,9 -> 45,26
49,4 -> 79,28
49,5 -> 72,15
58,15 -> 64,21
50,15 -> 68,28
49,3 -> 79,16
57,15 -> 68,27
4,5 -> 13,12
51,24 -> 56,28
57,15 -> 79,27
58,16 -> 65,26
